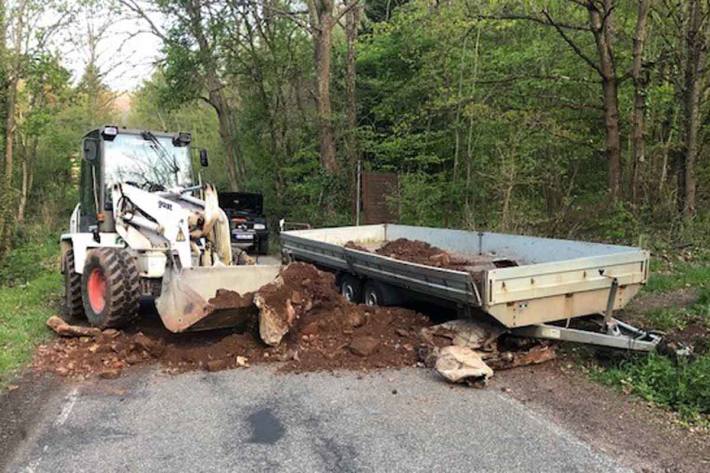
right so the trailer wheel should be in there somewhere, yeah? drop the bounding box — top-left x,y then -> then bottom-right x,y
63,249 -> 84,319
363,281 -> 384,307
81,248 -> 141,329
339,274 -> 363,303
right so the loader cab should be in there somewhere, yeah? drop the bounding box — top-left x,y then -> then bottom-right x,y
79,126 -> 195,232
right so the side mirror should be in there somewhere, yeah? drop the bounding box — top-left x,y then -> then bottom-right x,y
199,149 -> 209,167
83,138 -> 98,162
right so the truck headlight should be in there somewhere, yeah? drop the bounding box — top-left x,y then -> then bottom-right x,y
253,223 -> 266,230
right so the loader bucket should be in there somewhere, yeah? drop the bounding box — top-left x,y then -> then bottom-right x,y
155,265 -> 281,332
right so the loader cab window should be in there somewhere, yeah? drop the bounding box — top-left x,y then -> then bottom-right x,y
103,132 -> 193,192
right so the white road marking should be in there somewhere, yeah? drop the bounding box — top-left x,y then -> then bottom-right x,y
53,387 -> 79,427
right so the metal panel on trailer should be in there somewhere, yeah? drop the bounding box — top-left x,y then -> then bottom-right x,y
281,224 -> 649,329
280,232 -> 477,304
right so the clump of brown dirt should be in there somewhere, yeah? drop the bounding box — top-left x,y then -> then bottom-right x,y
344,241 -> 369,252
33,263 -> 432,379
374,238 -> 509,272
208,289 -> 254,309
375,238 -> 467,269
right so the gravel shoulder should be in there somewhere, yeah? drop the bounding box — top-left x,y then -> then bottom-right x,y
492,360 -> 710,473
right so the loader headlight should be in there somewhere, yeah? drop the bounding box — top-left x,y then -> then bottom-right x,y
101,126 -> 119,141
253,223 -> 266,230
173,132 -> 192,147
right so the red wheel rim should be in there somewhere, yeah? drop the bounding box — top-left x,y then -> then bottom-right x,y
87,268 -> 107,313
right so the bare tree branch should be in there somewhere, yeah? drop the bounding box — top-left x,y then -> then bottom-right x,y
474,13 -> 591,32
542,8 -> 603,75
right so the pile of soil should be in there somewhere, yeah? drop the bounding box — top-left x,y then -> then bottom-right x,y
33,263 -> 431,379
348,238 -> 518,273
375,238 -> 475,269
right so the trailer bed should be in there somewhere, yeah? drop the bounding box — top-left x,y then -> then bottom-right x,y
280,224 -> 649,329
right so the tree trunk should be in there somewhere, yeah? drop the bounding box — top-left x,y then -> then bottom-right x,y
3,0 -> 25,189
589,1 -> 622,199
311,0 -> 338,174
630,0 -> 650,203
0,0 -> 27,255
677,0 -> 707,218
345,2 -> 361,215
345,3 -> 360,166
187,0 -> 242,190
209,85 -> 242,190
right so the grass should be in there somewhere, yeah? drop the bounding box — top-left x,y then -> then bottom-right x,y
643,288 -> 710,332
586,257 -> 710,424
591,354 -> 710,425
644,262 -> 710,294
0,239 -> 62,388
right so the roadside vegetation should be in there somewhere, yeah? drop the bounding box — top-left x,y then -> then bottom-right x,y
0,0 -> 708,426
0,235 -> 61,387
587,252 -> 710,425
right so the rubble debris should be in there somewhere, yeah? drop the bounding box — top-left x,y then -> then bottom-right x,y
208,289 -> 254,309
206,359 -> 229,372
255,263 -> 336,346
349,336 -> 380,356
99,368 -> 122,380
420,320 -> 557,386
486,344 -> 556,370
36,262 -> 551,383
34,262 -> 431,379
421,319 -> 506,352
434,346 -> 493,386
46,315 -> 101,338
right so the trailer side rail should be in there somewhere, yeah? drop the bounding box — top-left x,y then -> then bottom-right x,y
281,233 -> 478,305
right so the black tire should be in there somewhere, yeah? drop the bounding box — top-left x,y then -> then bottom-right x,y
63,249 -> 84,319
339,274 -> 363,303
258,236 -> 269,255
81,247 -> 141,329
363,281 -> 384,307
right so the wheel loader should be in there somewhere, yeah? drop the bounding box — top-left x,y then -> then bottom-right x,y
60,126 -> 280,332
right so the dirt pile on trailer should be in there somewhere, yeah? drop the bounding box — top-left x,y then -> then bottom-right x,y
348,238 -> 518,273
375,238 -> 475,269
34,263 -> 431,379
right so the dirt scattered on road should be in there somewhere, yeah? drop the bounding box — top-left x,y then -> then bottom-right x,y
33,263 -> 432,378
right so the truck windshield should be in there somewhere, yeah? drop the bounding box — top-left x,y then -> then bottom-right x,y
103,132 -> 193,191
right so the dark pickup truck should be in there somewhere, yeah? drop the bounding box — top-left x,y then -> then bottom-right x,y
218,192 -> 269,255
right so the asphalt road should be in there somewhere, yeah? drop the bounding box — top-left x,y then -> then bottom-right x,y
5,367 -> 628,473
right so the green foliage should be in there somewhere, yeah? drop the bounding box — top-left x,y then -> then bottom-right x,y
0,236 -> 61,387
645,264 -> 710,294
0,237 -> 57,287
593,354 -> 710,422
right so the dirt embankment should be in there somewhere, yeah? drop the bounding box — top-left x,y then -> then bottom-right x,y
34,263 -> 431,379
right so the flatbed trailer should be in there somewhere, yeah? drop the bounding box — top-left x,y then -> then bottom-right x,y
280,224 -> 661,351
